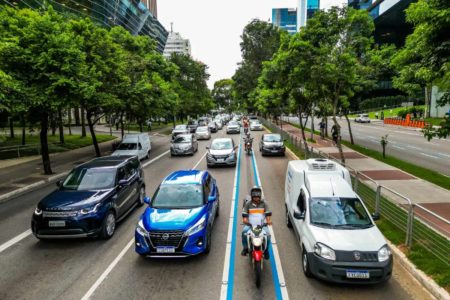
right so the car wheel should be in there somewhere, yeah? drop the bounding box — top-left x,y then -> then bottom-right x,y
302,248 -> 313,278
286,206 -> 292,228
204,226 -> 212,254
100,211 -> 116,240
145,151 -> 150,160
137,186 -> 145,207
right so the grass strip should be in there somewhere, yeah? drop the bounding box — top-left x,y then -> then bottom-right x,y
341,140 -> 450,191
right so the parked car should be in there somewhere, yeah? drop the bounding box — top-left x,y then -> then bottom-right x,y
250,120 -> 263,131
170,134 -> 198,156
112,133 -> 151,160
208,121 -> 218,133
195,126 -> 211,140
172,125 -> 189,140
206,138 -> 237,167
285,159 -> 392,284
32,156 -> 146,240
260,133 -> 285,156
187,120 -> 198,133
355,114 -> 370,123
226,121 -> 240,134
135,170 -> 220,257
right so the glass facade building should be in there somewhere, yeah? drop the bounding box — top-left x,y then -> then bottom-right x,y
272,8 -> 298,35
5,0 -> 168,53
298,0 -> 320,28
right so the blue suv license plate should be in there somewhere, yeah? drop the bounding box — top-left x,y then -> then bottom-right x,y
346,270 -> 370,279
156,247 -> 175,253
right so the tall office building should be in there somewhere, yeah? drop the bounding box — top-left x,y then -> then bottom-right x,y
7,0 -> 168,53
163,26 -> 191,58
297,0 -> 320,28
272,8 -> 297,35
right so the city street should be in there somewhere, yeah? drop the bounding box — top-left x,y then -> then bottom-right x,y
0,128 -> 433,300
285,116 -> 450,177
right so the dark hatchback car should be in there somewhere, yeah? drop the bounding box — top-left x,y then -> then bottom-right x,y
208,121 -> 218,133
31,156 -> 145,240
170,134 -> 198,156
260,133 -> 285,156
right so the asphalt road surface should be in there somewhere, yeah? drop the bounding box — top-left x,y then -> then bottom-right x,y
286,116 -> 450,177
0,128 -> 434,300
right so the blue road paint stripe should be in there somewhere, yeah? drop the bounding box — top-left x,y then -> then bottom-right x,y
250,151 -> 285,300
226,139 -> 242,300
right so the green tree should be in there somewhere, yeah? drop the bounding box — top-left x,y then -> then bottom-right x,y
212,79 -> 234,111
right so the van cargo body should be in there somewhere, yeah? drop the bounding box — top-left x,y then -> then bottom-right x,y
112,133 -> 151,160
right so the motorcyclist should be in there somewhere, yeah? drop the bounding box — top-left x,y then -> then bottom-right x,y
244,132 -> 253,152
241,186 -> 272,259
243,117 -> 250,134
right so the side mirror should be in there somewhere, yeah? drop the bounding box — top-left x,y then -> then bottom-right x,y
294,209 -> 305,220
371,212 -> 380,221
144,196 -> 151,204
118,179 -> 129,186
56,180 -> 62,187
208,195 -> 216,203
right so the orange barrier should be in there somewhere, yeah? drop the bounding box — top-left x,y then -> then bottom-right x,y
383,118 -> 427,128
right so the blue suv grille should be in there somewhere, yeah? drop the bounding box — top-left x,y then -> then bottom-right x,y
149,230 -> 185,247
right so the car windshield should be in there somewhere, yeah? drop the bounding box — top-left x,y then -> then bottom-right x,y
173,136 -> 191,143
62,168 -> 116,190
197,127 -> 208,132
211,140 -> 232,150
187,121 -> 197,125
117,143 -> 137,150
175,125 -> 187,130
152,184 -> 204,208
263,135 -> 282,142
229,121 -> 238,126
309,197 -> 373,228
362,114 -> 369,118
251,120 -> 260,124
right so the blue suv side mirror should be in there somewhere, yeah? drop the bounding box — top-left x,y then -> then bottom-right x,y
208,196 -> 216,203
144,196 -> 151,204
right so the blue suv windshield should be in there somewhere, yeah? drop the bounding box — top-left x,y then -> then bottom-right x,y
152,184 -> 204,209
62,168 -> 116,191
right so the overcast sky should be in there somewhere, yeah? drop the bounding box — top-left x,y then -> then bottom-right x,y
158,0 -> 345,88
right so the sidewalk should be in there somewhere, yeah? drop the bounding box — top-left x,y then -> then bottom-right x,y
280,121 -> 450,235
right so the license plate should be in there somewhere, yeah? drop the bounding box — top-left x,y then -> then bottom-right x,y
346,270 -> 370,279
217,159 -> 224,162
49,220 -> 66,227
271,149 -> 278,152
156,247 -> 175,253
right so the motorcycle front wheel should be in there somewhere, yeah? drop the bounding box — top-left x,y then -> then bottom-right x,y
255,261 -> 262,288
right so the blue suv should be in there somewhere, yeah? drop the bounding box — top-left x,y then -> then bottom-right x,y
135,170 -> 220,257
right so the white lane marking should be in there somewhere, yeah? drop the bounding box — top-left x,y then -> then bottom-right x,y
0,229 -> 32,254
191,152 -> 208,170
391,145 -> 406,150
81,150 -> 212,300
437,153 -> 450,158
81,239 -> 134,300
406,145 -> 421,150
142,150 -> 170,168
220,143 -> 241,300
420,152 -> 440,159
252,154 -> 289,299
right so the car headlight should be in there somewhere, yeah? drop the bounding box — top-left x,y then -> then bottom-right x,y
136,220 -> 147,236
378,245 -> 391,262
228,152 -> 235,159
185,217 -> 206,236
206,152 -> 213,159
34,207 -> 42,216
79,203 -> 101,215
314,242 -> 336,261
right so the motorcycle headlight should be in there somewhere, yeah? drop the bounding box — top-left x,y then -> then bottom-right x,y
136,220 -> 148,236
314,242 -> 336,261
79,203 -> 101,215
252,237 -> 262,247
185,217 -> 206,236
34,207 -> 42,216
378,245 -> 391,262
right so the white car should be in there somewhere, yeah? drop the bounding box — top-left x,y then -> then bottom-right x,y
355,114 -> 370,123
284,159 -> 392,284
226,121 -> 240,134
250,120 -> 263,131
195,126 -> 211,140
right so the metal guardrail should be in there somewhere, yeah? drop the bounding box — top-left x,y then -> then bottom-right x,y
260,117 -> 450,266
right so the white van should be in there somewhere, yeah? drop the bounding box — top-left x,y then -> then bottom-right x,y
285,159 -> 392,284
112,133 -> 151,160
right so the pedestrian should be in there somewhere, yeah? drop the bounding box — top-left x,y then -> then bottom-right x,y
375,112 -> 379,119
319,119 -> 326,139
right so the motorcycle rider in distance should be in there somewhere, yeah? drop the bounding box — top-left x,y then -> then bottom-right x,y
243,117 -> 250,135
331,123 -> 339,146
241,186 -> 272,259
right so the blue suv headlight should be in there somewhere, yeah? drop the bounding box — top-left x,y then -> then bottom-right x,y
185,216 -> 206,236
136,220 -> 148,236
79,203 -> 101,215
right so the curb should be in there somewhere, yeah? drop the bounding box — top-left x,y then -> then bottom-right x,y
281,134 -> 449,300
388,241 -> 450,300
0,172 -> 68,205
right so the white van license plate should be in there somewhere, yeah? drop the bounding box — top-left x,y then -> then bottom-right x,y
346,270 -> 370,279
49,220 -> 66,227
156,247 -> 175,253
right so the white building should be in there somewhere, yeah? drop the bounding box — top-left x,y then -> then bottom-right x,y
163,27 -> 191,58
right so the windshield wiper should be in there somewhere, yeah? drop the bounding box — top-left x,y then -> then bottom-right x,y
312,222 -> 335,228
334,224 -> 373,229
